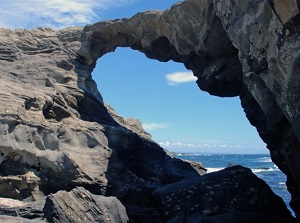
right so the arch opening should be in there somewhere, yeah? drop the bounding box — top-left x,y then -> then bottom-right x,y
89,46 -> 293,212
92,47 -> 266,154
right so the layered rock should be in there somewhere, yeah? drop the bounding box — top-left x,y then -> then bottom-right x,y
0,26 -> 207,222
0,0 -> 299,222
43,187 -> 128,223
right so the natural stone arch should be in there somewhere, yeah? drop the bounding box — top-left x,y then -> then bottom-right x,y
0,0 -> 299,221
77,0 -> 300,216
79,1 -> 243,97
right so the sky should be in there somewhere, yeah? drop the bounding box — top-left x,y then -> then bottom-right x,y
0,0 -> 267,154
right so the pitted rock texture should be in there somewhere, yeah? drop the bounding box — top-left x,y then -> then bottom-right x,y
0,26 -> 207,222
152,166 -> 294,223
80,0 -> 300,217
0,0 -> 300,222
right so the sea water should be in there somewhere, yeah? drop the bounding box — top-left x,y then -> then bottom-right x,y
174,153 -> 293,214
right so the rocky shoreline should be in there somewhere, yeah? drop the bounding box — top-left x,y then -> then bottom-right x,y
0,0 -> 300,222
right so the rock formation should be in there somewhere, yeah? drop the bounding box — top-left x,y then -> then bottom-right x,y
0,27 -> 206,222
80,0 -> 300,218
0,0 -> 299,222
152,165 -> 293,223
43,187 -> 129,223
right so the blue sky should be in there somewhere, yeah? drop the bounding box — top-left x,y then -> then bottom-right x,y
0,0 -> 267,154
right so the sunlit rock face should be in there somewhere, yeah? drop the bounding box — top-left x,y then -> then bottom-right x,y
80,0 -> 300,217
0,0 -> 299,222
0,26 -> 206,222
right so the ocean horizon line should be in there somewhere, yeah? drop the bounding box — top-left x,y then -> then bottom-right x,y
169,151 -> 270,155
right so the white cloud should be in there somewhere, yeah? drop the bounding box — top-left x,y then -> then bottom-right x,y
159,141 -> 260,150
0,0 -> 137,29
165,71 -> 197,86
159,141 -> 267,154
142,123 -> 168,131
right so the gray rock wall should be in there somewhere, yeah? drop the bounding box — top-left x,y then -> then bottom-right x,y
0,24 -> 207,222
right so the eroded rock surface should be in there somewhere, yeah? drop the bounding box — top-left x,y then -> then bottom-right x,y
43,187 -> 128,223
0,25 -> 206,222
0,0 -> 300,222
80,0 -> 300,218
153,166 -> 294,223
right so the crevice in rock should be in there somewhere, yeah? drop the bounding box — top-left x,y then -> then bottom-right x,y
7,122 -> 19,134
44,78 -> 53,87
24,98 -> 39,110
42,100 -> 71,122
143,36 -> 178,62
74,93 -> 118,126
284,13 -> 300,36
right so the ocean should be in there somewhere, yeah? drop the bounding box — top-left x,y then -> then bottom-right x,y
174,153 -> 293,214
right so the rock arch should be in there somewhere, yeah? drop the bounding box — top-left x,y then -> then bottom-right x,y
0,0 -> 300,221
78,0 -> 300,215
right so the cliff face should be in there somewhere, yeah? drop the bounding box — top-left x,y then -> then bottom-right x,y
0,0 -> 299,222
80,0 -> 300,217
0,27 -> 207,222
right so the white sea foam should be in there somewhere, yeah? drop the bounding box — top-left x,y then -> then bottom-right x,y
205,165 -> 277,174
255,157 -> 272,163
206,167 -> 224,173
207,167 -> 276,174
252,167 -> 275,173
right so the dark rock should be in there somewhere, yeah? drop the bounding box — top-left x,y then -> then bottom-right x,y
105,103 -> 152,140
152,165 -> 294,223
43,187 -> 128,223
80,1 -> 243,98
214,0 -> 300,214
167,211 -> 295,223
102,129 -> 206,222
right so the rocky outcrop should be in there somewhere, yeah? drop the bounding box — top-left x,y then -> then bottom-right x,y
80,0 -> 300,218
0,0 -> 300,222
152,165 -> 293,223
43,187 -> 128,223
0,27 -> 207,222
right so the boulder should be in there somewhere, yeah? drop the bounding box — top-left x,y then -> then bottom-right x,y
152,165 -> 294,223
43,187 -> 128,223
